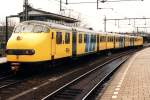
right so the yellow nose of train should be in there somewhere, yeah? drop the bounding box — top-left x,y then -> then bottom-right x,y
6,33 -> 51,62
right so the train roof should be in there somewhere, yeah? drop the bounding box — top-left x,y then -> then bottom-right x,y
22,20 -> 73,30
22,20 -> 101,34
20,21 -> 142,38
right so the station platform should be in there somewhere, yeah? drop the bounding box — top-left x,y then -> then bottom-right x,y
99,48 -> 150,100
0,57 -> 7,64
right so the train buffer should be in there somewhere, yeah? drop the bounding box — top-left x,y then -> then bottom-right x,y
99,47 -> 150,100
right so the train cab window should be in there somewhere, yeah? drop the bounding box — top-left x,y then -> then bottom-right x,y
79,34 -> 82,43
42,26 -> 50,33
65,32 -> 70,44
14,24 -> 50,33
33,25 -> 49,33
33,25 -> 43,33
56,32 -> 62,44
14,24 -> 34,33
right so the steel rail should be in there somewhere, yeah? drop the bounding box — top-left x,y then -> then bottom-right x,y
41,50 -> 135,100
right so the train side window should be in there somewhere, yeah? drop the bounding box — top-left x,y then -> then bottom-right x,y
79,34 -> 82,43
56,32 -> 62,44
65,32 -> 70,44
84,34 -> 87,43
107,37 -> 109,42
104,36 -> 106,42
94,35 -> 96,43
91,35 -> 93,43
108,37 -> 110,42
110,36 -> 113,42
99,36 -> 102,42
110,37 -> 112,42
102,36 -> 104,42
92,35 -> 95,43
100,36 -> 102,42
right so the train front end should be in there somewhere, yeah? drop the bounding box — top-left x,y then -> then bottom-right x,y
6,21 -> 51,72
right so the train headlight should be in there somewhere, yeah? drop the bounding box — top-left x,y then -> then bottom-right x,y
27,49 -> 35,55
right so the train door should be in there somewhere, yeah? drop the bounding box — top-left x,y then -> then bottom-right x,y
114,36 -> 116,48
97,34 -> 99,51
72,31 -> 77,56
54,30 -> 67,59
51,30 -> 56,60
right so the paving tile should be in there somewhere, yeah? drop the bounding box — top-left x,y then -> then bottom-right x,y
99,48 -> 150,100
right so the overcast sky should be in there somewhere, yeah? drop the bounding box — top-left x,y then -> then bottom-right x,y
0,0 -> 150,32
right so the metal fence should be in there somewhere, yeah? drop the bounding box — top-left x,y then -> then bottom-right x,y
0,42 -> 6,57
0,26 -> 13,57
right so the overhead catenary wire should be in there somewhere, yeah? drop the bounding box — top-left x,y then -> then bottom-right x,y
64,0 -> 143,4
48,0 -> 68,11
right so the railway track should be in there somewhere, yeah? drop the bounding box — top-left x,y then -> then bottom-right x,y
6,49 -> 140,100
41,54 -> 130,100
0,77 -> 21,90
0,71 -> 36,100
0,74 -> 12,81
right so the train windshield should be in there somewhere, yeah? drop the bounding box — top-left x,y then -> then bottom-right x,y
14,23 -> 49,33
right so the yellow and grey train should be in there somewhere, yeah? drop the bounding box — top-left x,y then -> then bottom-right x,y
6,20 -> 143,71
